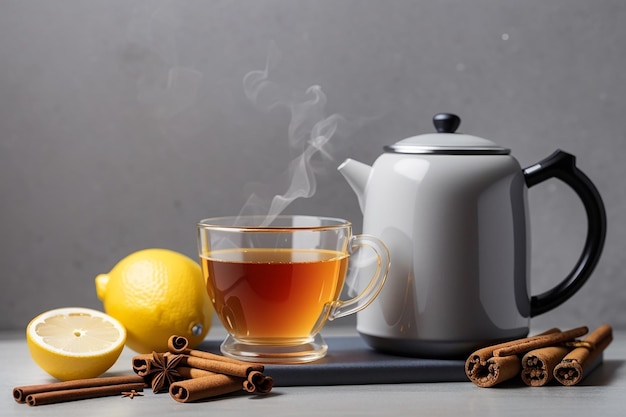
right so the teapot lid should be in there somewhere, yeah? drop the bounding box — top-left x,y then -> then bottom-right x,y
383,113 -> 510,155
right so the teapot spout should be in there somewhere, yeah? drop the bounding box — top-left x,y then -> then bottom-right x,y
337,158 -> 372,213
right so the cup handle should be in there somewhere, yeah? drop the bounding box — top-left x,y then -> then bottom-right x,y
327,234 -> 390,321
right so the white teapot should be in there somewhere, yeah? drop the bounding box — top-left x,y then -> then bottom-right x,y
338,113 -> 606,357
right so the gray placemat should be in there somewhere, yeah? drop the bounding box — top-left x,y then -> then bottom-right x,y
198,336 -> 468,386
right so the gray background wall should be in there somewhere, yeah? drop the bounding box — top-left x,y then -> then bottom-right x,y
1,0 -> 625,332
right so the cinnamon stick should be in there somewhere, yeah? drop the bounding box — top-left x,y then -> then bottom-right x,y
177,366 -> 273,394
178,354 -> 264,378
167,335 -> 261,366
132,353 -> 155,377
466,354 -> 521,388
25,382 -> 145,406
465,327 -> 587,387
13,375 -> 146,403
168,335 -> 190,352
493,326 -> 588,357
169,374 -> 247,403
243,370 -> 274,394
176,366 -> 217,379
554,324 -> 613,386
521,345 -> 572,386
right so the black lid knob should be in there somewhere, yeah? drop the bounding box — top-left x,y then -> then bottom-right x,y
433,113 -> 461,133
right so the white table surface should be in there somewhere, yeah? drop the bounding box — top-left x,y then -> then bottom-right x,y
2,325 -> 625,417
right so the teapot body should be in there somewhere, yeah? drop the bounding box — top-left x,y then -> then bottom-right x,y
357,153 -> 531,357
340,113 -> 606,358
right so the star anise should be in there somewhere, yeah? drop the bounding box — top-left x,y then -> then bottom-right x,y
121,390 -> 143,399
145,351 -> 184,393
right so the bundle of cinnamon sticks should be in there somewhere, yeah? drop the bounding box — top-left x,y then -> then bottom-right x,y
131,335 -> 273,403
13,375 -> 147,406
465,324 -> 612,387
13,335 -> 273,406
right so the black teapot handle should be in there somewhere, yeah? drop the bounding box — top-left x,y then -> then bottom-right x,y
523,150 -> 606,316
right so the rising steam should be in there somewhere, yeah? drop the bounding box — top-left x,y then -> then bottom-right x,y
241,43 -> 345,225
126,2 -> 350,224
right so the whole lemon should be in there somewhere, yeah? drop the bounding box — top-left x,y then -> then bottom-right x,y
95,248 -> 212,353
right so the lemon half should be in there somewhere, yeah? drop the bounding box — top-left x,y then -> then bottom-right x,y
26,307 -> 126,381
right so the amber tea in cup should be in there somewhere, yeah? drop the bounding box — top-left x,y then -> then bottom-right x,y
197,215 -> 389,363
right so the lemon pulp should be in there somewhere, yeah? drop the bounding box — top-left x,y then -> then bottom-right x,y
32,311 -> 122,354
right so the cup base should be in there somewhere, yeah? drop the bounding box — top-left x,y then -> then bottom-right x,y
220,333 -> 328,364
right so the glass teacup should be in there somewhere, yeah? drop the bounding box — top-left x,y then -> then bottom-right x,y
197,215 -> 389,363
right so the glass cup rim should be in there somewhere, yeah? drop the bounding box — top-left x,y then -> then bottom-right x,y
197,215 -> 351,232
